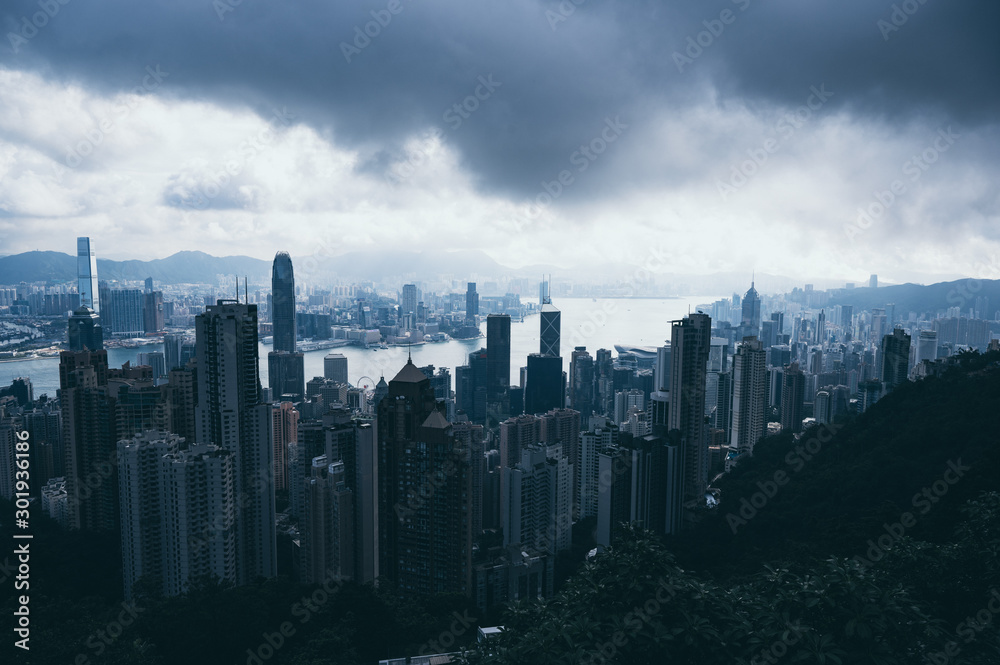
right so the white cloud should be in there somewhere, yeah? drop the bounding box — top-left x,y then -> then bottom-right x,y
1,65 -> 998,283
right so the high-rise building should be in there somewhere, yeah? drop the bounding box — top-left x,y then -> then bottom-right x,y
740,281 -> 761,338
60,349 -> 119,531
816,310 -> 826,345
163,367 -> 197,444
401,284 -> 418,326
300,456 -> 354,584
159,443 -> 237,597
194,300 -> 276,585
486,314 -> 511,401
499,414 -> 541,469
105,289 -> 145,338
456,350 -> 489,422
465,282 -> 479,325
0,421 -> 16,502
730,337 -> 767,459
502,443 -> 573,555
780,362 -> 805,434
668,313 -> 712,503
814,388 -> 831,424
569,347 -> 595,424
118,431 -> 180,600
22,404 -> 61,484
595,431 -> 683,542
579,418 -> 617,519
880,328 -> 911,393
143,291 -> 164,334
136,351 -> 166,379
77,237 -> 100,315
268,351 -> 305,401
378,360 -> 472,596
272,251 -> 296,353
454,419 -> 485,538
271,401 -> 299,491
540,302 -> 561,357
324,353 -> 349,384
68,306 -> 104,351
869,274 -> 878,289
916,330 -> 938,365
524,354 -> 564,415
539,407 -> 581,486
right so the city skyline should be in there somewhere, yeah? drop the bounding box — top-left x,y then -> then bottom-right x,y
3,3 -> 1000,662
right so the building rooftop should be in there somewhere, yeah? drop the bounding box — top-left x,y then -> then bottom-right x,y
391,359 -> 430,384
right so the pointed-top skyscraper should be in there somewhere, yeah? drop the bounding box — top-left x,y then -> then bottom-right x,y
269,252 -> 304,400
741,279 -> 761,338
272,251 -> 296,353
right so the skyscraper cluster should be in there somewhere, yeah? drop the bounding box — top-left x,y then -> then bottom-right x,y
2,249 -> 981,619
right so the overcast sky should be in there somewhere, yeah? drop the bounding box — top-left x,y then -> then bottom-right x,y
0,0 -> 998,284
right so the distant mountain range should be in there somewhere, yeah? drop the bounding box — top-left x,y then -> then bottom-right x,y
0,250 -> 271,285
828,278 -> 1000,318
0,250 -> 992,316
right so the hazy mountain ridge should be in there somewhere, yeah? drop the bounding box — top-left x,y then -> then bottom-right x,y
0,250 -> 989,303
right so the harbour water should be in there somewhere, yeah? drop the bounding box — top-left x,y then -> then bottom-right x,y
2,296 -> 720,396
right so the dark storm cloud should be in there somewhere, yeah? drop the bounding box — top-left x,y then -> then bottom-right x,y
2,0 -> 997,200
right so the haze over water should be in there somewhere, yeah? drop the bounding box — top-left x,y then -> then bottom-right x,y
5,296 -> 720,396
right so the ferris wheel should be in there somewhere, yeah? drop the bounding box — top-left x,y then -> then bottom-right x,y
356,376 -> 377,393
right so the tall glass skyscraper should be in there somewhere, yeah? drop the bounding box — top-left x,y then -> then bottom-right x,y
540,302 -> 561,357
271,251 -> 296,353
77,237 -> 100,315
486,314 -> 511,400
740,281 -> 761,336
269,252 -> 304,399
